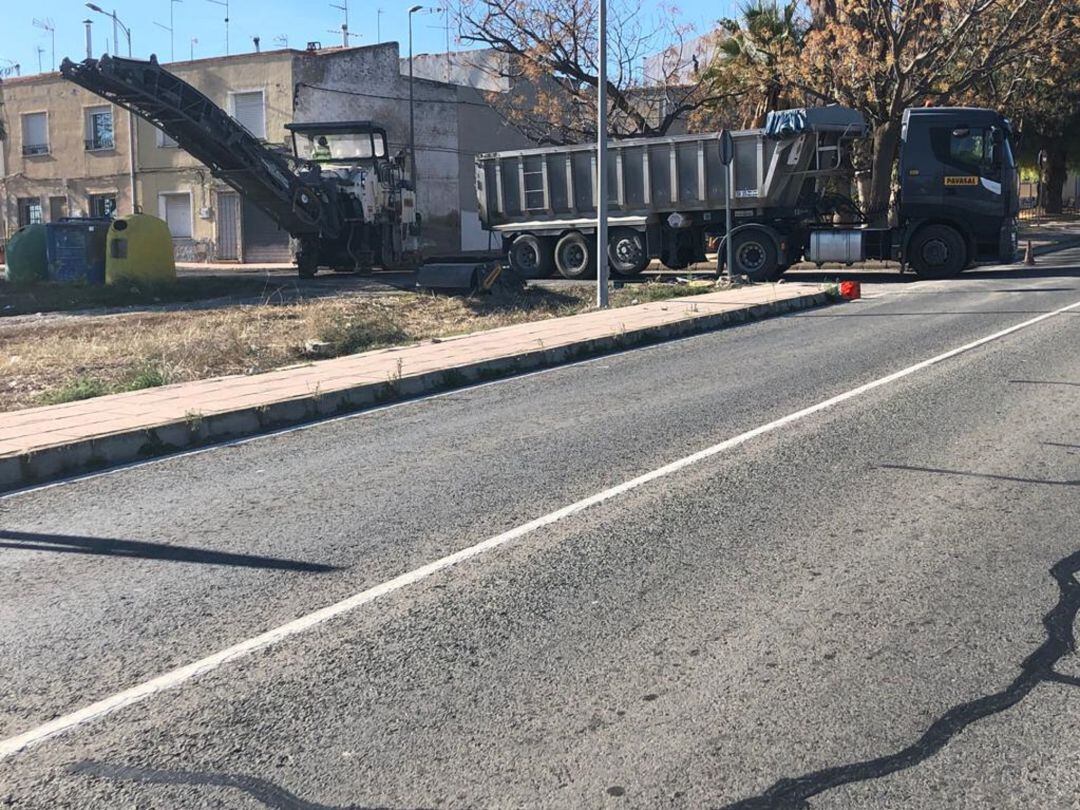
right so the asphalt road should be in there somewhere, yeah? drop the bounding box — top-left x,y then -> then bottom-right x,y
2,252 -> 1080,808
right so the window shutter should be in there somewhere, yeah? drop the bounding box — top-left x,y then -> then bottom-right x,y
232,92 -> 266,139
163,195 -> 192,238
23,113 -> 48,147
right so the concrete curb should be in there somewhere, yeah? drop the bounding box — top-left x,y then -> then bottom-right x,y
0,289 -> 834,493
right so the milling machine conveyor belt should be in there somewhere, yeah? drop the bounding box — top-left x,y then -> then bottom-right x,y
61,54 -> 330,237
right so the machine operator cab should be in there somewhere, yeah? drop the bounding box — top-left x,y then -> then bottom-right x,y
285,121 -> 416,234
899,107 -> 1019,264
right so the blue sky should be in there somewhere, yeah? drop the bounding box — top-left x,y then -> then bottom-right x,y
0,0 -> 737,78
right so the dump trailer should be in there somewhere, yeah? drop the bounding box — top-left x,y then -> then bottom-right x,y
476,106 -> 1019,280
61,55 -> 418,278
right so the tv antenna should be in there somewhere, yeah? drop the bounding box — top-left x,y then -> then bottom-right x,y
32,18 -> 56,72
0,58 -> 20,78
206,0 -> 230,55
274,34 -> 288,49
330,0 -> 360,47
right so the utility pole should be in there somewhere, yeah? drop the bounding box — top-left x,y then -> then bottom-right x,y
596,0 -> 609,307
376,8 -> 383,42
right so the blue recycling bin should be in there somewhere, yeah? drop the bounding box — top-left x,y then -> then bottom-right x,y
45,218 -> 111,285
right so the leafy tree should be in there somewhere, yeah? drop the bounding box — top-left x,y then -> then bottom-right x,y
977,7 -> 1080,213
697,1 -> 806,130
787,0 -> 1073,218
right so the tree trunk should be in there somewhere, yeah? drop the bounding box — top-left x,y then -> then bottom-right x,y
865,119 -> 901,222
1043,141 -> 1067,215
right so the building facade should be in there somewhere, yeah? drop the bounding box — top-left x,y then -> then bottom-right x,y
1,42 -> 531,262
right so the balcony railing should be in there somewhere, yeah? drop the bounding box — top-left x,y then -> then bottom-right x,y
85,138 -> 115,152
21,144 -> 49,156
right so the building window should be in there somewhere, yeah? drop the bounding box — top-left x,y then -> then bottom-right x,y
49,196 -> 68,222
85,106 -> 115,151
89,194 -> 117,219
156,127 -> 179,148
231,91 -> 266,139
17,198 -> 43,227
21,112 -> 49,156
159,193 -> 193,238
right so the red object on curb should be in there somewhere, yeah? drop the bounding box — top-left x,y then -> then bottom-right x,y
839,280 -> 861,300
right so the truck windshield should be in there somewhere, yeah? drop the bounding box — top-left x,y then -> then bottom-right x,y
296,132 -> 386,162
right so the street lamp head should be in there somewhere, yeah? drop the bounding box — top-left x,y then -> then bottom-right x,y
408,5 -> 423,13
85,3 -> 104,12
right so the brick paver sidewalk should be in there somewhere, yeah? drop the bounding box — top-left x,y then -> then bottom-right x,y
0,282 -> 829,490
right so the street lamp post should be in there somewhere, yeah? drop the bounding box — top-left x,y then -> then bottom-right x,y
408,5 -> 423,199
596,0 -> 609,307
86,3 -> 137,213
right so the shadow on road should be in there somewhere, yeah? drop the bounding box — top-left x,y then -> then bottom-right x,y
1011,380 -> 1080,387
68,761 -> 429,810
722,548 -> 1080,809
0,529 -> 339,573
880,464 -> 1079,487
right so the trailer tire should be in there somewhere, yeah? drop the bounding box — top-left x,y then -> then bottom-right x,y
554,232 -> 594,279
729,230 -> 780,282
608,228 -> 650,276
910,224 -> 966,279
509,234 -> 554,279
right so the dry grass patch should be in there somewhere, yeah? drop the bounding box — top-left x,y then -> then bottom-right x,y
1,280 -> 725,411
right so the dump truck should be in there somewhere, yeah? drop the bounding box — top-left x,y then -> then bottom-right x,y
61,55 -> 418,278
476,106 -> 1019,280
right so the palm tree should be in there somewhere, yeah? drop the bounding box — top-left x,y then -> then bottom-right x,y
714,1 -> 805,127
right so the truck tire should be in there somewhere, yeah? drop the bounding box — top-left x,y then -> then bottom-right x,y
909,224 -> 966,279
509,234 -> 554,279
730,230 -> 780,282
608,228 -> 650,276
554,232 -> 594,279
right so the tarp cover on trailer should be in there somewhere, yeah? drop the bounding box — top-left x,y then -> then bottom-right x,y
764,106 -> 868,139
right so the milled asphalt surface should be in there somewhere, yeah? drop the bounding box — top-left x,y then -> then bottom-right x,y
1,251 -> 1079,807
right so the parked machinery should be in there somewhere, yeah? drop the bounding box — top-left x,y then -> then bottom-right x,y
476,106 -> 1019,280
61,55 -> 418,278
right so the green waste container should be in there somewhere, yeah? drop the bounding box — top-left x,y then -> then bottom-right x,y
5,224 -> 48,285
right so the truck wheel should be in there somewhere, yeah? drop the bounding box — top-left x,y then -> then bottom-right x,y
554,232 -> 593,279
608,228 -> 649,276
508,234 -> 553,279
730,231 -> 780,282
910,224 -> 966,279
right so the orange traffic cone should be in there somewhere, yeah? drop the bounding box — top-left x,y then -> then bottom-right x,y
1024,240 -> 1035,266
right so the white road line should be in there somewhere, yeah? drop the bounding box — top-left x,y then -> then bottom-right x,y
2,297 -> 1078,762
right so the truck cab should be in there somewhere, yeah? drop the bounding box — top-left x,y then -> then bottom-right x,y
899,108 -> 1019,273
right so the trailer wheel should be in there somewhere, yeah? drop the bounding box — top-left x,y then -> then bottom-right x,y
608,228 -> 649,276
508,234 -> 554,279
910,224 -> 966,279
554,232 -> 594,279
728,230 -> 780,282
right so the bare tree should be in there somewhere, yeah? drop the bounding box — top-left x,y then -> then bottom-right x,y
456,0 -> 741,143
